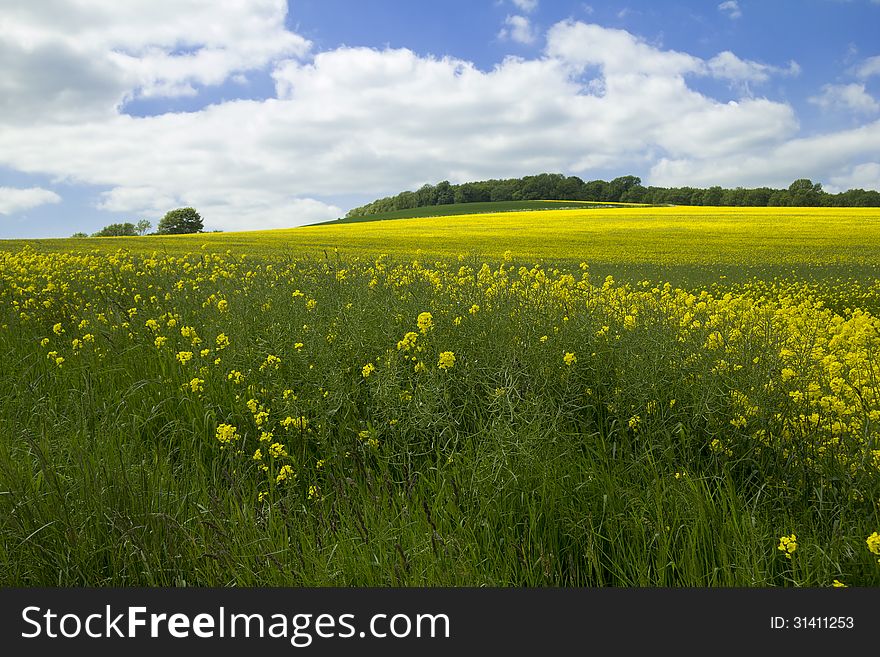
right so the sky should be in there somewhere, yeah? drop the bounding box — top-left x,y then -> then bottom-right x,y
1,0 -> 879,238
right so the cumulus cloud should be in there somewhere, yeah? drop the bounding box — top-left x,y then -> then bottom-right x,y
827,162 -> 880,192
854,55 -> 880,79
1,10 -> 879,232
0,0 -> 309,122
718,1 -> 742,19
809,83 -> 880,114
511,0 -> 539,12
0,187 -> 61,215
498,15 -> 538,45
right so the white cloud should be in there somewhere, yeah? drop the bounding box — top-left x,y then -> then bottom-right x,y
707,51 -> 800,84
511,0 -> 539,12
0,0 -> 309,122
0,187 -> 61,215
1,13 -> 879,232
498,15 -> 537,45
827,162 -> 880,192
718,1 -> 742,19
855,55 -> 880,79
809,83 -> 880,114
651,120 -> 880,189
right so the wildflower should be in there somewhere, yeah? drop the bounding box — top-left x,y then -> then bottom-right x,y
258,491 -> 268,503
259,431 -> 273,443
867,532 -> 880,557
217,299 -> 228,312
563,352 -> 577,366
154,336 -> 167,348
438,351 -> 456,370
215,333 -> 230,349
215,423 -> 239,446
540,335 -> 548,343
316,459 -> 326,470
469,304 -> 480,315
82,333 -> 94,343
417,311 -> 433,334
778,533 -> 797,559
397,331 -> 418,351
176,351 -> 193,364
628,415 -> 641,432
253,449 -> 263,461
40,337 -> 50,347
268,442 -> 288,458
227,370 -> 244,384
281,416 -> 308,431
200,348 -> 210,357
414,361 -> 426,373
276,465 -> 295,484
145,319 -> 160,332
260,354 -> 281,371
308,485 -> 319,500
283,389 -> 297,400
54,356 -> 64,367
188,377 -> 204,393
362,362 -> 376,378
832,580 -> 847,588
294,342 -> 304,350
53,323 -> 63,335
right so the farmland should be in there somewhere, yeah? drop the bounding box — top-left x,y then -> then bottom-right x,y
1,205 -> 880,585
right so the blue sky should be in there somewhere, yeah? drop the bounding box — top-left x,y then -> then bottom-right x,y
1,0 -> 879,238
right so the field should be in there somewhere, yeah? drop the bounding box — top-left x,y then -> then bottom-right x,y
2,205 -> 880,586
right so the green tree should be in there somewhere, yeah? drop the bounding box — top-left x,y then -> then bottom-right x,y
136,219 -> 152,236
92,222 -> 138,237
156,207 -> 203,234
71,232 -> 89,238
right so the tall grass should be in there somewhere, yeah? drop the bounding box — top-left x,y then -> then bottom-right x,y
0,246 -> 878,585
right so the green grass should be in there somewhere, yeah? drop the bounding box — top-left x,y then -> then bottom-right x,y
1,241 -> 878,586
325,199 -> 648,224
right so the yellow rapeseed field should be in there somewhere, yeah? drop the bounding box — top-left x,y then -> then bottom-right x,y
1,205 -> 879,585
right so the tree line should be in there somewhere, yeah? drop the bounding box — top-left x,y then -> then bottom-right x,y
73,207 -> 206,237
346,173 -> 880,217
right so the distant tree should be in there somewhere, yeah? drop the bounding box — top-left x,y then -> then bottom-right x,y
71,232 -> 89,238
156,207 -> 203,234
788,179 -> 824,206
136,219 -> 152,236
92,222 -> 138,237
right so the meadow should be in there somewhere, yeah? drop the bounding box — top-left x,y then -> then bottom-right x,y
1,205 -> 879,586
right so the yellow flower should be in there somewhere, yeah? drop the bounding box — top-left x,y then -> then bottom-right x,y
778,533 -> 797,559
469,304 -> 480,314
268,442 -> 287,458
867,531 -> 880,556
397,331 -> 418,351
276,465 -> 295,484
260,354 -> 281,371
215,333 -> 230,349
53,323 -> 63,335
217,299 -> 228,312
281,415 -> 308,431
308,485 -> 319,500
832,580 -> 847,588
438,351 -> 456,370
40,337 -> 50,347
154,336 -> 167,348
252,448 -> 263,461
215,423 -> 239,446
362,362 -> 376,378
417,311 -> 434,334
563,352 -> 577,366
294,342 -> 304,350
259,431 -> 273,442
414,361 -> 426,373
188,377 -> 204,393
227,370 -> 244,384
176,351 -> 193,364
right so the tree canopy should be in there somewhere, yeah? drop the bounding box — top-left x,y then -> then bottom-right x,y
156,207 -> 203,234
346,174 -> 880,217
